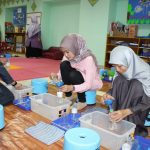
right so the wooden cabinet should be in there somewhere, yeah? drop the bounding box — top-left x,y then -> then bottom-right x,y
5,32 -> 26,53
105,36 -> 150,68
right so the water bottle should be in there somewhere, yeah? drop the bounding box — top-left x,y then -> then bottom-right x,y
105,99 -> 117,130
121,134 -> 140,150
71,102 -> 78,124
56,81 -> 64,103
122,143 -> 131,150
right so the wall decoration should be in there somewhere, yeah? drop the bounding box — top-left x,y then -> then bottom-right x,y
31,0 -> 37,12
127,0 -> 150,24
88,0 -> 99,6
13,6 -> 26,26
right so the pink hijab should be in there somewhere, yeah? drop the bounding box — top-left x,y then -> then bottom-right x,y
60,33 -> 99,72
27,14 -> 41,38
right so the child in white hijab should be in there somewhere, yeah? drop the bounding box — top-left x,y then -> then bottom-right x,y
102,46 -> 150,137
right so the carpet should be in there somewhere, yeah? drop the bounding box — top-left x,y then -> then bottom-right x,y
7,57 -> 60,81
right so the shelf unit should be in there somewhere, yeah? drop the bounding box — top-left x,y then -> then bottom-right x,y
5,32 -> 26,53
5,22 -> 26,54
105,36 -> 150,68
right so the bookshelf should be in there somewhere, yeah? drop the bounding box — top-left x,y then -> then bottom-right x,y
5,32 -> 26,53
105,36 -> 150,68
5,22 -> 26,53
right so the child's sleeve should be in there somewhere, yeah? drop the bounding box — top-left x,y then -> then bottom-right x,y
74,57 -> 103,92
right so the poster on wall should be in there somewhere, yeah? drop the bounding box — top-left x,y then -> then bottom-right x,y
127,0 -> 150,24
13,6 -> 26,26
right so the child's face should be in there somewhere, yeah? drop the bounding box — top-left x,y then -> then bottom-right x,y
61,48 -> 75,60
113,64 -> 128,74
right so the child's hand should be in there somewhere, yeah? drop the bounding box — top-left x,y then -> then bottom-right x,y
61,85 -> 73,92
50,73 -> 58,81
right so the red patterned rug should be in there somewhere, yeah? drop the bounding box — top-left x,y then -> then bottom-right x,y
7,57 -> 60,81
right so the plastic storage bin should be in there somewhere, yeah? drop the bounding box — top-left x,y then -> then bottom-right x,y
7,85 -> 32,100
14,85 -> 32,100
79,111 -> 136,150
7,85 -> 32,110
30,93 -> 71,121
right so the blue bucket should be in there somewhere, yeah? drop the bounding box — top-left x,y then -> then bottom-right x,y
86,90 -> 96,105
31,78 -> 48,94
0,104 -> 5,129
64,127 -> 100,150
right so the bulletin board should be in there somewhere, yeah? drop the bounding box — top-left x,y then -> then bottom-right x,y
13,6 -> 27,26
26,12 -> 42,25
127,0 -> 150,24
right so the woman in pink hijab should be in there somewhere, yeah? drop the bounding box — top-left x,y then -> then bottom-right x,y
25,14 -> 43,58
50,33 -> 103,110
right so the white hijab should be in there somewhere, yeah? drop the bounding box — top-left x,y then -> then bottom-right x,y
109,46 -> 150,97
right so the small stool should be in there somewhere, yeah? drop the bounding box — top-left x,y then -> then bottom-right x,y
0,104 -> 5,130
64,127 -> 100,150
31,78 -> 48,94
85,90 -> 96,105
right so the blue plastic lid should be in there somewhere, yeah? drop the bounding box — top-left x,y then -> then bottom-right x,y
104,99 -> 113,106
65,127 -> 100,148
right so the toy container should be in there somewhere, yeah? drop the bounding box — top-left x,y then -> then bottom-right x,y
30,93 -> 71,121
79,111 -> 136,150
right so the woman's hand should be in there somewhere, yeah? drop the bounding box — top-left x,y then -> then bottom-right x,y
101,93 -> 115,104
60,85 -> 73,92
109,109 -> 133,122
50,73 -> 58,81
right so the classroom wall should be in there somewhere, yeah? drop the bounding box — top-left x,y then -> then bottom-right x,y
42,0 -> 80,49
79,0 -> 110,66
115,0 -> 150,36
107,0 -> 117,32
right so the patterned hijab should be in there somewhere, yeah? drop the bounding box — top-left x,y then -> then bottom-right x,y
109,46 -> 150,97
60,33 -> 99,72
27,14 -> 41,38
